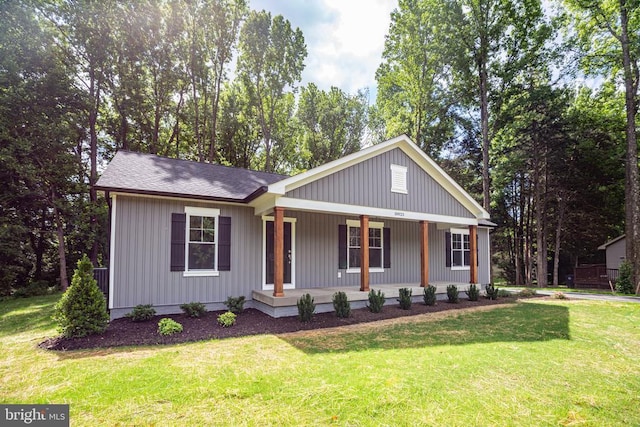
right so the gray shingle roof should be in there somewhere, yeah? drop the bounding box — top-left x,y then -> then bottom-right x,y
95,151 -> 288,202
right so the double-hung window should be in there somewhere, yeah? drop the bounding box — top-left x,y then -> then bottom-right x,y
185,207 -> 220,276
450,228 -> 470,270
347,219 -> 384,272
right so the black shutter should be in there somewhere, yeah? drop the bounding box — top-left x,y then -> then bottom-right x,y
476,233 -> 479,266
171,213 -> 186,271
445,231 -> 451,267
338,224 -> 347,269
383,227 -> 391,268
218,216 -> 231,271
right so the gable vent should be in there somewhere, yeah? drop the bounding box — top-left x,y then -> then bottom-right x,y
390,164 -> 408,194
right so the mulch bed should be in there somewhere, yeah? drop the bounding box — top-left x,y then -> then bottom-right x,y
40,296 -> 527,351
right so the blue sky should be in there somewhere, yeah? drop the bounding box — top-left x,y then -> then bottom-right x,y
249,0 -> 398,102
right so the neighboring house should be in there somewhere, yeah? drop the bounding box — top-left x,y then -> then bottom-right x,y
598,235 -> 626,270
96,135 -> 493,319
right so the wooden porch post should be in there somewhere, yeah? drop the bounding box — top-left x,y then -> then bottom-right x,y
360,215 -> 369,292
274,207 -> 285,297
469,224 -> 478,284
420,220 -> 429,287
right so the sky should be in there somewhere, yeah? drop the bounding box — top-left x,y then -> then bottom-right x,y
250,0 -> 398,103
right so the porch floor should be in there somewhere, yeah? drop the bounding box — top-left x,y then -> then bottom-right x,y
252,282 -> 475,308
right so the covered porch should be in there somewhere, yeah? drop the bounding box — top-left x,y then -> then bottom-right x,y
252,282 -> 477,318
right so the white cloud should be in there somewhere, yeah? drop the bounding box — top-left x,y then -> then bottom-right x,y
250,0 -> 397,100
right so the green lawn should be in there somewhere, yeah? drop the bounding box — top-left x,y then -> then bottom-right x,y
1,295 -> 639,426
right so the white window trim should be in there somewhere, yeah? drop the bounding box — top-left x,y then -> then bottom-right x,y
183,206 -> 220,277
390,164 -> 408,194
261,215 -> 296,290
450,227 -> 470,271
346,219 -> 385,273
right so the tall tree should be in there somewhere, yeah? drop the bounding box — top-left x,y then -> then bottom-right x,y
564,0 -> 640,293
237,10 -> 307,172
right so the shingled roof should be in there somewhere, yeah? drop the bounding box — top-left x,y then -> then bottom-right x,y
95,151 -> 288,202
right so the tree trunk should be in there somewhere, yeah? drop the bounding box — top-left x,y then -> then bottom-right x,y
552,196 -> 566,286
52,189 -> 68,291
89,70 -> 101,264
619,0 -> 640,294
478,42 -> 491,213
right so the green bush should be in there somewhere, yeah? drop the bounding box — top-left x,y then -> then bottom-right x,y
367,289 -> 385,313
297,293 -> 316,322
53,255 -> 109,338
446,285 -> 459,303
217,311 -> 237,327
180,302 -> 206,318
158,318 -> 183,335
423,285 -> 437,306
616,261 -> 635,294
13,280 -> 53,298
332,291 -> 351,318
518,288 -> 537,298
485,284 -> 499,300
497,289 -> 512,298
466,284 -> 480,301
125,304 -> 156,322
224,296 -> 246,314
398,287 -> 412,310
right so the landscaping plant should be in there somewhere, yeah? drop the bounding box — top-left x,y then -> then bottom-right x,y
498,289 -> 512,298
466,284 -> 479,301
217,311 -> 237,327
126,304 -> 156,322
423,285 -> 437,306
332,291 -> 351,318
158,318 -> 183,335
485,284 -> 499,300
398,287 -> 412,310
446,285 -> 459,303
367,289 -> 385,313
180,302 -> 206,318
297,293 -> 316,322
615,261 -> 634,294
225,296 -> 246,313
518,288 -> 537,297
53,255 -> 109,338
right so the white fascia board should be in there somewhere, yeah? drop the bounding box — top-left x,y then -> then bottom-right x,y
276,197 -> 478,226
108,194 -> 116,309
109,191 -> 248,207
250,193 -> 277,216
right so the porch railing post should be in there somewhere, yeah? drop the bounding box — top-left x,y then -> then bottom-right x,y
273,207 -> 285,297
420,220 -> 429,286
360,215 -> 369,292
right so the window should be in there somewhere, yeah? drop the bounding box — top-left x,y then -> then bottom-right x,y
185,207 -> 220,276
450,228 -> 470,270
390,164 -> 407,194
347,220 -> 384,272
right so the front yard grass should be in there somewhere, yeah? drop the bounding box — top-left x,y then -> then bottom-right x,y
1,294 -> 639,426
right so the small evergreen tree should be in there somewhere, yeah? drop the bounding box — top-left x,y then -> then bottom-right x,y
53,255 -> 109,338
616,261 -> 634,294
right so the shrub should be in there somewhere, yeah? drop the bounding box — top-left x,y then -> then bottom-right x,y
466,284 -> 480,301
616,261 -> 634,294
217,311 -> 237,327
446,285 -> 459,303
518,288 -> 537,298
224,296 -> 246,314
332,291 -> 351,318
552,291 -> 567,300
126,304 -> 156,322
423,285 -> 437,306
398,287 -> 412,310
497,289 -> 512,298
297,293 -> 316,322
13,280 -> 52,298
367,289 -> 385,313
180,302 -> 206,318
485,284 -> 499,300
53,255 -> 109,338
158,318 -> 183,335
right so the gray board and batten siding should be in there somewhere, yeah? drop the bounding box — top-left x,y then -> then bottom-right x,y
286,148 -> 475,219
110,194 -> 490,318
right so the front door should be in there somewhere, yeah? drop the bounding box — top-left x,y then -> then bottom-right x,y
264,220 -> 294,290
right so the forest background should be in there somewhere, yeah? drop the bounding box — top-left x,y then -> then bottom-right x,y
2,0 -> 638,294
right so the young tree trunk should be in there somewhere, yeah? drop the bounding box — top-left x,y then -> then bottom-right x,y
52,189 -> 68,291
479,54 -> 491,212
553,196 -> 566,286
88,70 -> 101,265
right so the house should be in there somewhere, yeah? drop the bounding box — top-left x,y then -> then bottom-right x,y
598,235 -> 626,271
95,135 -> 493,319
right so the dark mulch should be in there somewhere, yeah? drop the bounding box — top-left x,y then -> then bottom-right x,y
40,296 -> 528,351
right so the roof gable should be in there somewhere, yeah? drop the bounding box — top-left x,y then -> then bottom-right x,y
96,151 -> 287,202
269,135 -> 489,219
